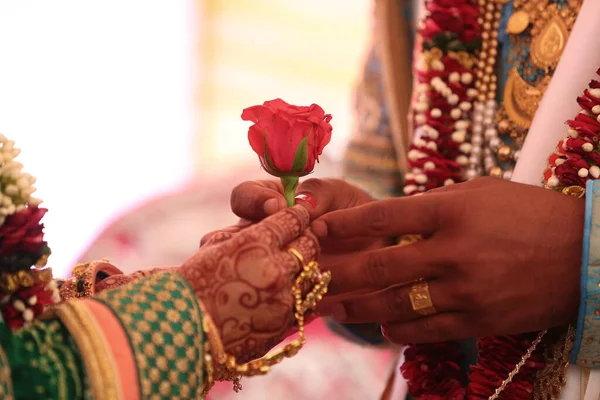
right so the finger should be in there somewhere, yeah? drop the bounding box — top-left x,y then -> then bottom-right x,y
329,280 -> 451,325
326,240 -> 440,295
425,176 -> 504,195
201,231 -> 236,247
317,236 -> 381,254
199,219 -> 253,247
200,227 -> 241,247
231,180 -> 286,220
241,206 -> 310,248
284,230 -> 320,274
312,196 -> 440,239
382,313 -> 467,344
295,178 -> 373,220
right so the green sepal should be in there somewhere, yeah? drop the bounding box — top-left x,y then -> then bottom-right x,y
290,135 -> 309,174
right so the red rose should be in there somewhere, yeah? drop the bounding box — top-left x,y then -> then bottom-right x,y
242,98 -> 332,177
0,206 -> 47,256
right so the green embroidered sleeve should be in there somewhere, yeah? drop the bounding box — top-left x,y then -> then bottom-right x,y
0,318 -> 88,400
0,271 -> 208,400
94,272 -> 205,399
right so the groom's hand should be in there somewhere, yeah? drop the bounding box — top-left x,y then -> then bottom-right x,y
202,178 -> 383,256
229,178 -> 374,221
314,178 -> 584,344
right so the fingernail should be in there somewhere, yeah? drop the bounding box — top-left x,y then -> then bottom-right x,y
381,323 -> 388,339
295,193 -> 317,208
331,303 -> 347,322
311,220 -> 328,237
263,199 -> 280,215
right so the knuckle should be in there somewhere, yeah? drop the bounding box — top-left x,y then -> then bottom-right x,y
299,178 -> 327,193
200,231 -> 216,247
365,252 -> 389,287
386,286 -> 408,316
365,205 -> 390,232
285,206 -> 310,229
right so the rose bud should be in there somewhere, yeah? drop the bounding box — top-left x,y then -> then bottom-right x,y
241,98 -> 332,206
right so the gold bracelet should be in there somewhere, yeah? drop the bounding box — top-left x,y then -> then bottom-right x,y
58,260 -> 123,301
199,259 -> 331,394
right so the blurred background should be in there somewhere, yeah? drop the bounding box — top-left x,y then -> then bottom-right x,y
0,1 -> 395,398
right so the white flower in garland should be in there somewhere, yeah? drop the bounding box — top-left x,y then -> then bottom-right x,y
0,135 -> 41,225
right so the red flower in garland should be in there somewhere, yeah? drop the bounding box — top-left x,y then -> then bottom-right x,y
0,206 -> 47,256
422,0 -> 480,42
401,343 -> 464,397
1,280 -> 56,330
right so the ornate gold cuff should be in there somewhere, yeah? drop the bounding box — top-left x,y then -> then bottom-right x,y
58,260 -> 123,301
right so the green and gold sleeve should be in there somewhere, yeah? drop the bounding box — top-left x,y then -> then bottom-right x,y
0,271 -> 208,400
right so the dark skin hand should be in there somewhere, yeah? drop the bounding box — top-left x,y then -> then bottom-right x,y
200,178 -> 392,334
313,178 -> 584,344
201,178 -> 393,268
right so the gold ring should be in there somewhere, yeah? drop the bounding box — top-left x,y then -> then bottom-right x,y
287,248 -> 305,265
409,280 -> 437,316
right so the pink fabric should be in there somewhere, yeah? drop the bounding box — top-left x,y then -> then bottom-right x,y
84,299 -> 141,400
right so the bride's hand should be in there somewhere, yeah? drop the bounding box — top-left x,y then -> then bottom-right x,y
179,206 -> 319,363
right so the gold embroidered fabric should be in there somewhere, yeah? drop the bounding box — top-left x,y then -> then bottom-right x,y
0,343 -> 13,400
94,272 -> 205,400
53,301 -> 120,400
501,0 -> 582,136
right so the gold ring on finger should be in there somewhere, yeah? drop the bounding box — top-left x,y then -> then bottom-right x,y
287,248 -> 305,265
409,279 -> 437,316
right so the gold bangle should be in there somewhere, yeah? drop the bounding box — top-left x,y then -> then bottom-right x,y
199,257 -> 331,394
58,260 -> 122,301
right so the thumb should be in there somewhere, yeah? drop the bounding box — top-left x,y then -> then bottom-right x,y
295,178 -> 372,220
231,180 -> 287,221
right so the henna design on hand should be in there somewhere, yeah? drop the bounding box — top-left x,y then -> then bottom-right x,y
179,206 -> 319,363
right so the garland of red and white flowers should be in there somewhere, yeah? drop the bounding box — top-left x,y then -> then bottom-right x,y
544,70 -> 600,189
400,1 -> 554,399
403,0 -> 480,195
0,135 -> 57,330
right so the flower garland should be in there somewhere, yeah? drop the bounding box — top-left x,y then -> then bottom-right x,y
544,70 -> 600,192
0,135 -> 57,330
404,0 -> 481,195
400,0 -> 566,399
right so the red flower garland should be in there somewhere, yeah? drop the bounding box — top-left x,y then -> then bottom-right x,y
404,0 -> 480,195
0,205 -> 56,329
544,69 -> 600,188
